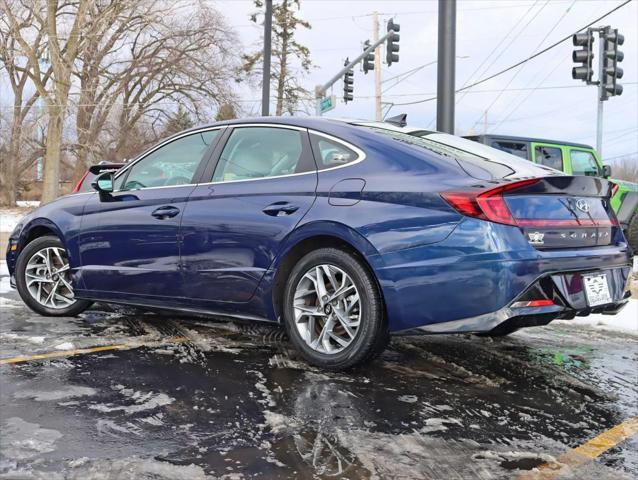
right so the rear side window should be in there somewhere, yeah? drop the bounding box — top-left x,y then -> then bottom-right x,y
535,146 -> 563,170
491,141 -> 528,160
213,127 -> 310,182
309,134 -> 360,170
570,150 -> 601,176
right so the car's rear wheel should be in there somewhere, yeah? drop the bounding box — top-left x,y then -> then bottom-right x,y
16,236 -> 92,317
283,248 -> 388,370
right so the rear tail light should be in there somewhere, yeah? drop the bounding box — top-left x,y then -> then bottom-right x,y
72,171 -> 90,193
441,178 -> 618,227
441,179 -> 539,226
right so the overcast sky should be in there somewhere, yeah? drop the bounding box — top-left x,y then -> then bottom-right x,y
220,0 -> 637,162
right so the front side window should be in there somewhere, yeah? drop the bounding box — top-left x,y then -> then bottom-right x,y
310,134 -> 359,169
534,146 -> 563,170
491,141 -> 528,160
212,127 -> 308,182
119,130 -> 218,190
570,150 -> 601,176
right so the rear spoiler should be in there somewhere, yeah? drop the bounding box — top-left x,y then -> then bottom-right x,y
88,163 -> 125,174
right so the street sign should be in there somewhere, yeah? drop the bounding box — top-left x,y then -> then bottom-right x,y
319,95 -> 336,114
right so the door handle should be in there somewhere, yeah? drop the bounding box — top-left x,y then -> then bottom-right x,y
151,206 -> 180,219
262,202 -> 300,217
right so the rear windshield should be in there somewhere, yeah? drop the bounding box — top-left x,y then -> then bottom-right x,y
363,126 -> 515,180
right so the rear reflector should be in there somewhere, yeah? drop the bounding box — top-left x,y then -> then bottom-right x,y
511,299 -> 555,308
72,171 -> 90,193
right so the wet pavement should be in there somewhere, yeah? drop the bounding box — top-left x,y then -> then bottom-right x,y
1,267 -> 637,479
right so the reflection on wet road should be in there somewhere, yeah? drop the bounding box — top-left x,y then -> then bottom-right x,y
1,283 -> 637,479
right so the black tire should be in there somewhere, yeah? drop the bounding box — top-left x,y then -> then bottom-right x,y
15,235 -> 92,317
283,247 -> 388,370
626,211 -> 638,254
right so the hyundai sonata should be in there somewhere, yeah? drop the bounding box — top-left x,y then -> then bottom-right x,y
6,118 -> 633,369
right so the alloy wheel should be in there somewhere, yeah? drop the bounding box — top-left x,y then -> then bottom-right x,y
24,246 -> 76,309
293,264 -> 361,354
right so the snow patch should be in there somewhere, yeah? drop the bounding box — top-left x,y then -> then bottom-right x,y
0,332 -> 46,344
89,386 -> 174,414
16,201 -> 40,208
0,274 -> 12,294
66,456 -> 207,479
555,298 -> 638,335
14,386 -> 97,402
0,417 -> 62,460
398,395 -> 418,403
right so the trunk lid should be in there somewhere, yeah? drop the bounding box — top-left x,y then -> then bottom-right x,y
442,176 -> 620,249
503,176 -> 618,249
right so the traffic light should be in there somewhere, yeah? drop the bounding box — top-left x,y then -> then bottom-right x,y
362,41 -> 374,74
572,29 -> 594,83
386,19 -> 400,66
601,27 -> 624,100
343,58 -> 354,103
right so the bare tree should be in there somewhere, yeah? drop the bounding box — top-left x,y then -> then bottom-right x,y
0,2 -> 51,205
244,0 -> 312,115
1,0 -> 243,202
2,0 -> 96,202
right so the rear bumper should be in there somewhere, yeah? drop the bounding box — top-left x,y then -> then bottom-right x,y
375,218 -> 633,332
404,267 -> 631,334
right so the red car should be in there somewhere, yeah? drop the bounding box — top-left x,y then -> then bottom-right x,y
72,163 -> 125,193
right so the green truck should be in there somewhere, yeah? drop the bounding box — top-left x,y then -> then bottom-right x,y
465,134 -> 638,252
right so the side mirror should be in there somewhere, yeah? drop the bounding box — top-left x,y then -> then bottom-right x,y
602,164 -> 612,178
92,171 -> 114,193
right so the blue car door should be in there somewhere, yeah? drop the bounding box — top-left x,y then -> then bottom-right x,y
77,128 -> 223,299
180,124 -> 317,304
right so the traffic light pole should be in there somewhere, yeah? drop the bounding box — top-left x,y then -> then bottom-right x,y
315,29 -> 395,115
373,12 -> 382,121
596,32 -> 605,156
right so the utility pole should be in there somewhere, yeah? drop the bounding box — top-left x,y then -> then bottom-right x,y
261,0 -> 273,116
483,110 -> 488,135
436,0 -> 456,134
373,12 -> 382,121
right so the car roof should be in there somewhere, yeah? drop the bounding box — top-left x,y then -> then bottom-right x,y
466,133 -> 593,150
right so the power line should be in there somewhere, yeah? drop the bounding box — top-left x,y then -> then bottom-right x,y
388,0 -> 633,109
603,151 -> 638,161
456,0 -> 540,107
470,0 -> 576,131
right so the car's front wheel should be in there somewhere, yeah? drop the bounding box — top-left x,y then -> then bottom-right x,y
15,236 -> 92,317
283,248 -> 388,370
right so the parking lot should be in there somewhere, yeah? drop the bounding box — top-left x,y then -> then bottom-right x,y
1,261 -> 637,480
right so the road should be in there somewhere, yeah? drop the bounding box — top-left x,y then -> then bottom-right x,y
1,265 -> 637,479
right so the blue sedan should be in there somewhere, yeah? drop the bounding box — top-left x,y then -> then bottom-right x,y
6,118 -> 633,369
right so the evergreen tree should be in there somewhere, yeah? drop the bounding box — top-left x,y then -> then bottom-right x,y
244,0 -> 312,115
216,103 -> 238,121
162,106 -> 195,137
